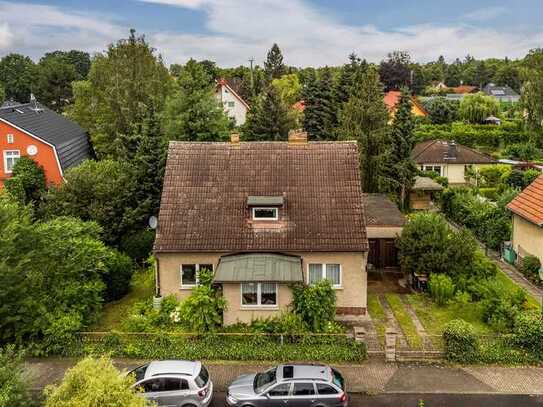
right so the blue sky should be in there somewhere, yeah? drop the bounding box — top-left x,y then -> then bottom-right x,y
1,0 -> 542,66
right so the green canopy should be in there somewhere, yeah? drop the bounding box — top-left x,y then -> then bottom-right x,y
214,253 -> 303,282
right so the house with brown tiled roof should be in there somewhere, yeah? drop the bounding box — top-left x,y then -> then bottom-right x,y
507,175 -> 543,266
154,131 -> 369,325
412,140 -> 496,185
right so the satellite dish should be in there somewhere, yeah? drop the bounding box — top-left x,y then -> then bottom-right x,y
148,216 -> 158,230
27,145 -> 38,156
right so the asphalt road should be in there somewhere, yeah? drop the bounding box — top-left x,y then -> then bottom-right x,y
211,392 -> 543,407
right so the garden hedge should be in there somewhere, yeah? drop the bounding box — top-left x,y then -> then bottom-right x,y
61,332 -> 367,363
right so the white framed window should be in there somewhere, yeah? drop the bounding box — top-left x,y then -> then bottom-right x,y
252,207 -> 278,221
6,134 -> 14,144
180,263 -> 213,289
307,263 -> 341,288
422,165 -> 442,176
241,282 -> 278,307
3,150 -> 20,174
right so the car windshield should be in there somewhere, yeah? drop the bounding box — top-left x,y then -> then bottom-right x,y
254,368 -> 277,393
129,364 -> 149,383
195,365 -> 209,388
331,368 -> 345,391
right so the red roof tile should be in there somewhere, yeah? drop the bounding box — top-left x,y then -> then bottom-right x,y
154,141 -> 368,253
383,91 -> 428,116
507,175 -> 543,226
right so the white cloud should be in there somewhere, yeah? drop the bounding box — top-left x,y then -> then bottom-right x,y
0,2 -> 124,58
0,0 -> 541,67
0,22 -> 14,50
464,6 -> 507,21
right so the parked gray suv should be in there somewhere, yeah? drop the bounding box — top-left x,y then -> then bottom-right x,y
129,360 -> 213,407
226,364 -> 347,407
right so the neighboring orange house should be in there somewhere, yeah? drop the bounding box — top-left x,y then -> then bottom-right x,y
450,85 -> 478,94
0,101 -> 91,187
384,90 -> 428,118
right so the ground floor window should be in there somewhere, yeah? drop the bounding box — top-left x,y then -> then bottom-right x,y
3,150 -> 20,173
180,264 -> 213,288
241,282 -> 277,306
308,264 -> 341,287
422,165 -> 442,176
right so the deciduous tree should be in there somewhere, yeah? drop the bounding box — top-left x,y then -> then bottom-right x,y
0,54 -> 36,103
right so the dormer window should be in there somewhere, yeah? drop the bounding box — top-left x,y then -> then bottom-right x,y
252,207 -> 278,220
247,196 -> 284,222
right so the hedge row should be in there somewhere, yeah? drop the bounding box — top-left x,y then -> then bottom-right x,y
415,121 -> 529,149
59,332 -> 367,363
443,314 -> 543,365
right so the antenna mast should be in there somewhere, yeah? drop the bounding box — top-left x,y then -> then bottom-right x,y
249,57 -> 255,99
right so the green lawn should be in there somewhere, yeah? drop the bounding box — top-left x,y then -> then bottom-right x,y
90,266 -> 155,331
367,293 -> 387,343
385,293 -> 423,349
494,269 -> 540,310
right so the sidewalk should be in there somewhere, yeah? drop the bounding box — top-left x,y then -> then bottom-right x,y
25,358 -> 543,395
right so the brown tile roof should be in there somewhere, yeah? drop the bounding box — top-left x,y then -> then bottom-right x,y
154,141 -> 368,253
412,140 -> 496,165
362,193 -> 406,227
450,85 -> 478,94
507,175 -> 543,226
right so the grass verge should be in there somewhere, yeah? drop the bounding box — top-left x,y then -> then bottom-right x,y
367,293 -> 387,344
384,293 -> 423,349
91,267 -> 154,331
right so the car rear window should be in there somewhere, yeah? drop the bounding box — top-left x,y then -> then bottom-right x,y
195,365 -> 209,388
331,368 -> 345,390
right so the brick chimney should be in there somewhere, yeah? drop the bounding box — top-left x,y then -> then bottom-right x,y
288,129 -> 308,144
230,133 -> 240,144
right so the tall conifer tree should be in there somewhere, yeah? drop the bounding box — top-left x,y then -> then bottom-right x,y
338,67 -> 389,193
243,85 -> 291,141
264,43 -> 286,81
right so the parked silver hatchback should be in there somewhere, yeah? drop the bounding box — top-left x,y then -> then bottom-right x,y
129,360 -> 213,407
226,364 -> 348,407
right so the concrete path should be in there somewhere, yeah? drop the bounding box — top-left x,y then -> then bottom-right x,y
378,295 -> 409,350
25,358 -> 543,395
400,295 -> 434,351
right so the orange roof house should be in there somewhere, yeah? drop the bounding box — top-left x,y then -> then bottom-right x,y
292,100 -> 305,112
0,101 -> 91,187
450,85 -> 478,94
507,175 -> 543,264
384,91 -> 428,118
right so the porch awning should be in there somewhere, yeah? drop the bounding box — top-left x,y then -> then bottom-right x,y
214,253 -> 303,282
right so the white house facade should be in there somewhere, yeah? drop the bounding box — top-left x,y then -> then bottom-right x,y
215,79 -> 249,126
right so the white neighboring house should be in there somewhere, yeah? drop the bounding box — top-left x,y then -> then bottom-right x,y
215,79 -> 249,126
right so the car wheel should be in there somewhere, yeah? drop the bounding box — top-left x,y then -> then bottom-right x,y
182,404 -> 198,407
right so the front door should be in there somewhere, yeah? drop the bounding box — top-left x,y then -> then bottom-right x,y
383,239 -> 399,269
368,239 -> 380,269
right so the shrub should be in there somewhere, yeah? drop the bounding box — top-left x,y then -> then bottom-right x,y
44,356 -> 147,407
428,274 -> 455,306
503,143 -> 540,161
103,250 -> 135,302
522,255 -> 542,278
120,229 -> 156,264
292,280 -> 336,332
423,97 -> 459,124
4,156 -> 46,208
443,319 -> 480,363
0,346 -> 32,407
523,169 -> 541,188
511,312 -> 543,355
478,279 -> 527,332
176,268 -> 226,332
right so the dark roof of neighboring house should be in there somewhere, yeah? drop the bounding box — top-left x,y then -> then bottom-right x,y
411,140 -> 496,164
483,83 -> 520,98
0,102 -> 91,172
507,175 -> 543,226
362,193 -> 406,228
154,141 -> 368,253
